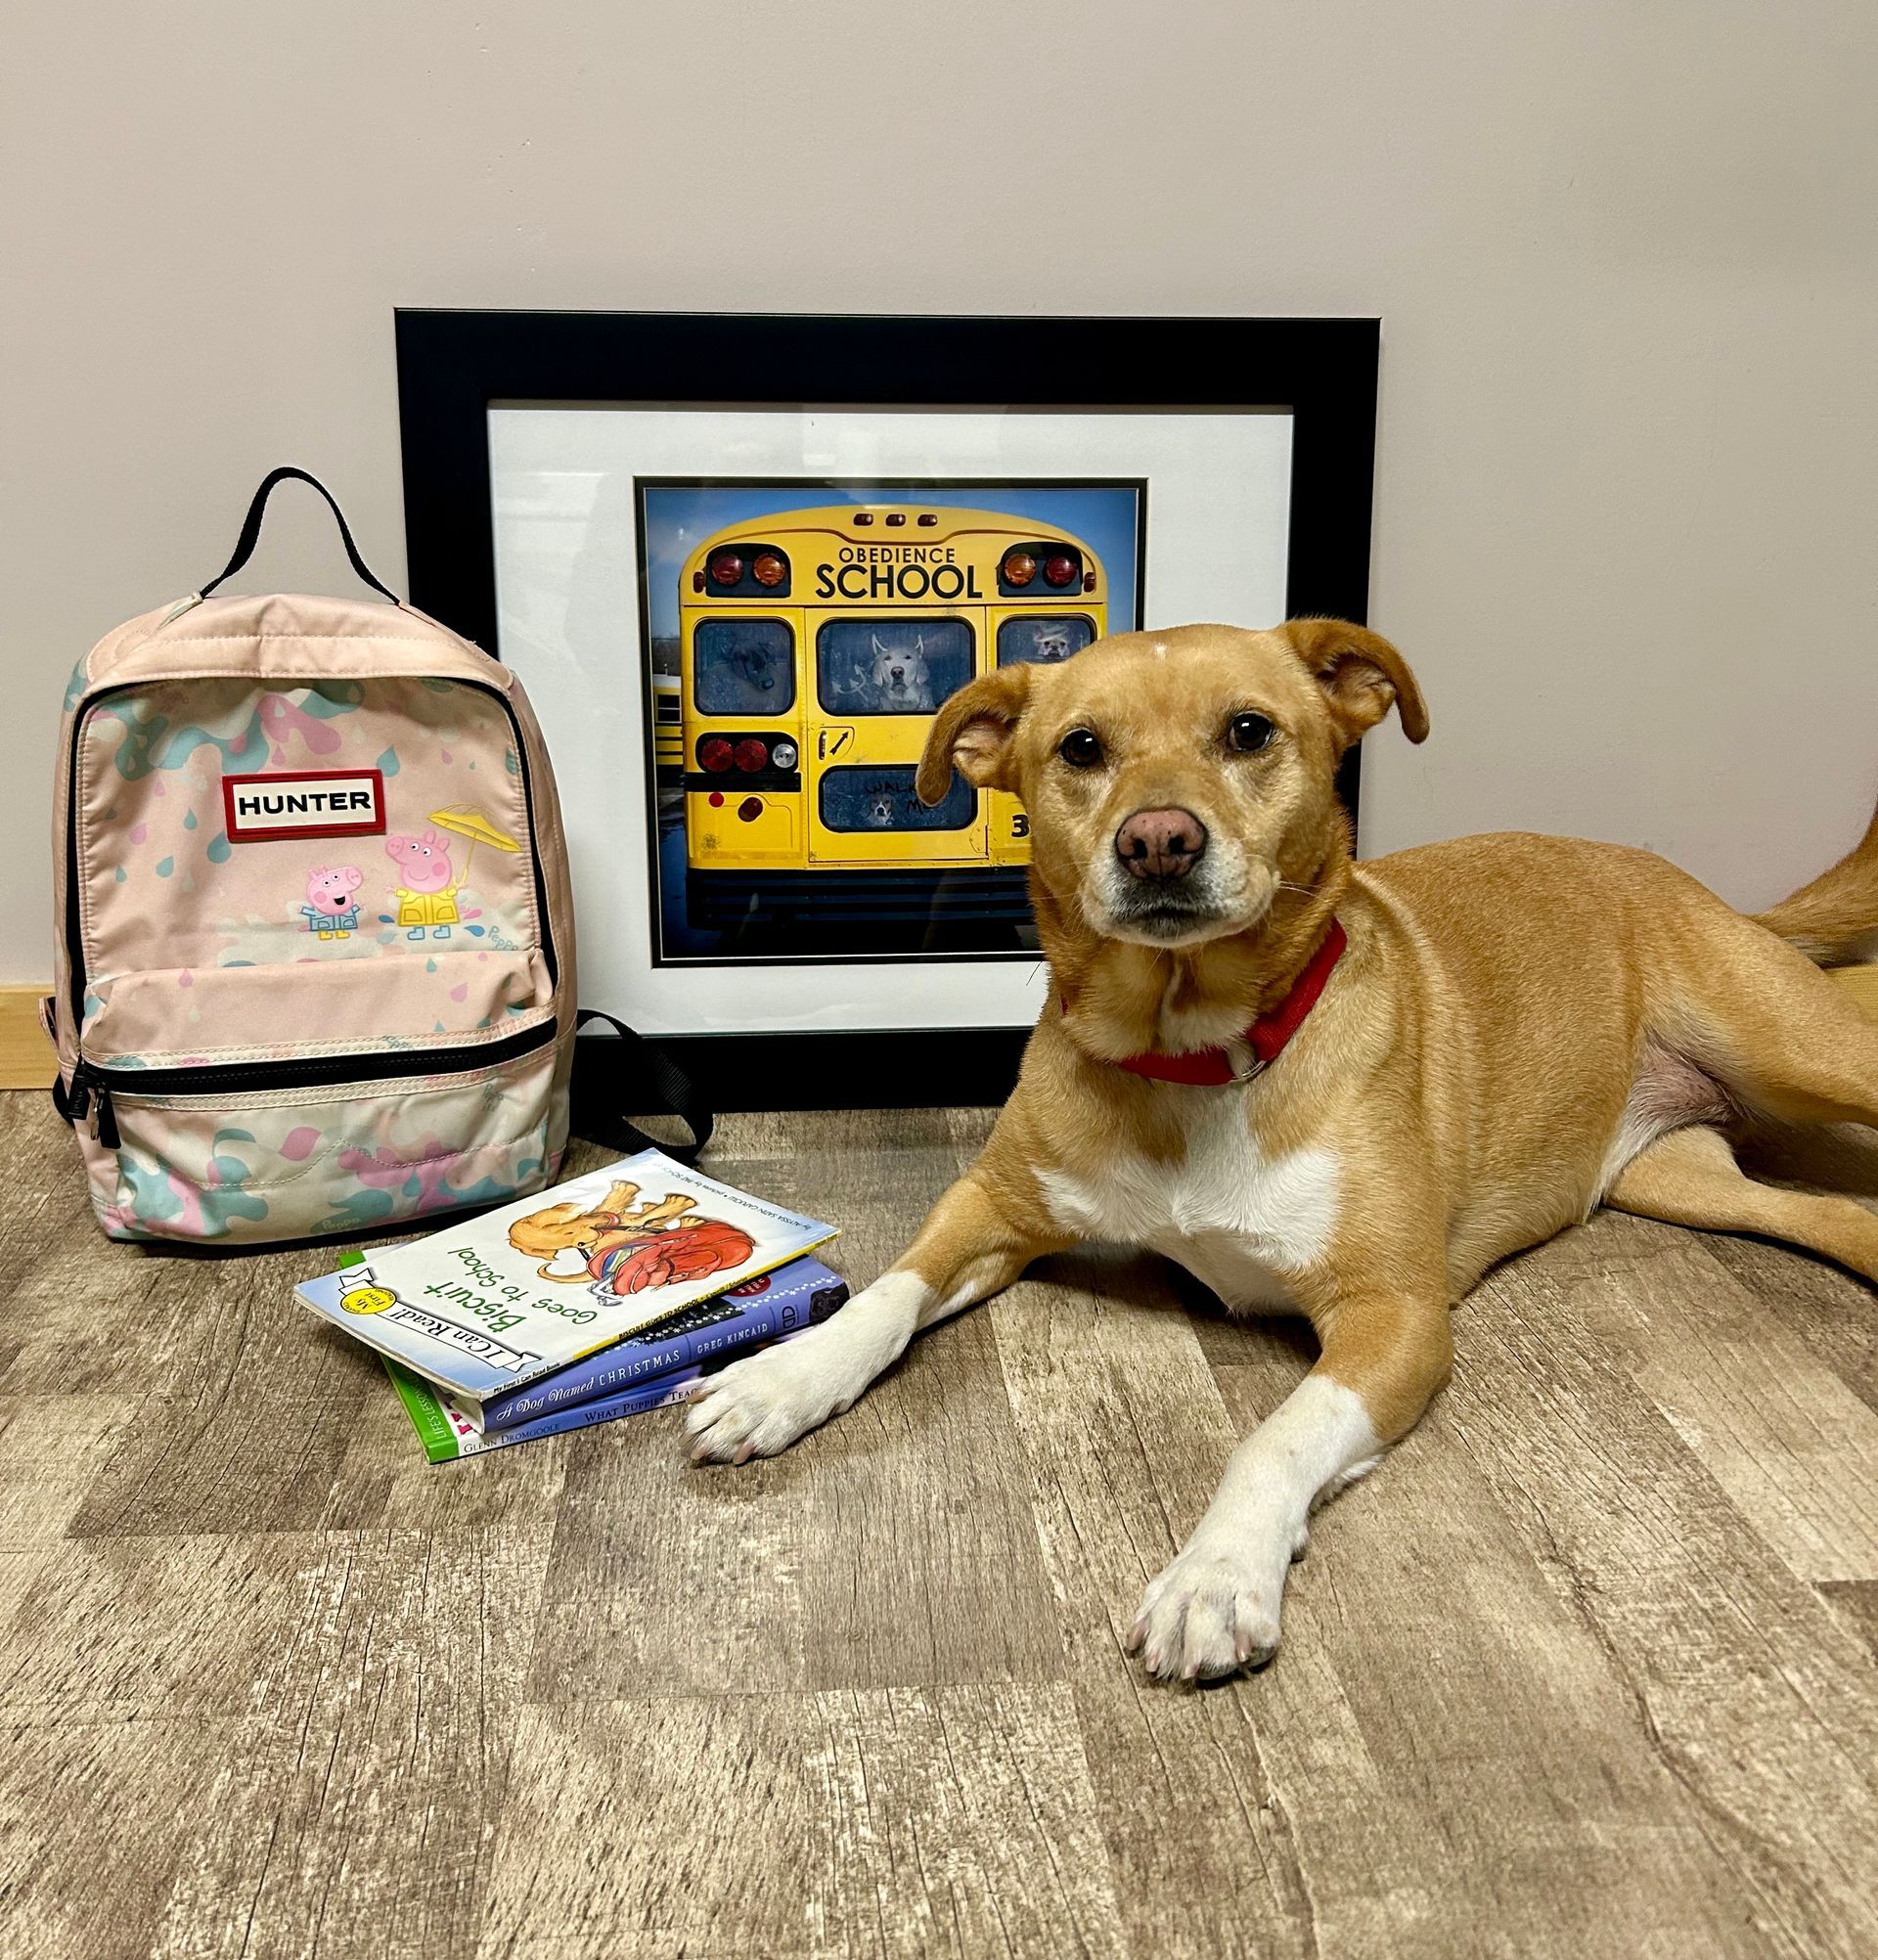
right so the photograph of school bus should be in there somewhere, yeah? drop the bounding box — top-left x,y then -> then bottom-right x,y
636,482 -> 1143,964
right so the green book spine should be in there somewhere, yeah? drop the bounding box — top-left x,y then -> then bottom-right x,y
383,1359 -> 463,1462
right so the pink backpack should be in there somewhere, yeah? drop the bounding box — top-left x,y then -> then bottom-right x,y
51,468 -> 704,1244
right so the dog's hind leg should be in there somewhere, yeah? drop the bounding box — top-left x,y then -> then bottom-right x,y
1607,1123 -> 1878,1286
1662,913 -> 1878,1132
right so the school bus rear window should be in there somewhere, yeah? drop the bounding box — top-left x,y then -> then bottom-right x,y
819,765 -> 975,833
997,614 -> 1096,668
694,619 -> 795,715
816,617 -> 974,716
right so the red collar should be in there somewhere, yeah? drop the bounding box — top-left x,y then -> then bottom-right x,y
1069,918 -> 1347,1088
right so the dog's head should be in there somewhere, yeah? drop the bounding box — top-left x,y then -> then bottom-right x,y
869,632 -> 930,700
1032,625 -> 1073,663
916,621 -> 1427,950
508,1199 -> 606,1259
732,640 -> 780,691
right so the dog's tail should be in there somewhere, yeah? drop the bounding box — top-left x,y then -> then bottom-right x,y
1754,792 -> 1878,966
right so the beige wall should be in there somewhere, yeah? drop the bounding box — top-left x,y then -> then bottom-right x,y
6,2 -> 1876,986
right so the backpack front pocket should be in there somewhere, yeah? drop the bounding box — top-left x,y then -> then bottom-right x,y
71,1023 -> 564,1243
67,947 -> 565,1243
78,947 -> 555,1066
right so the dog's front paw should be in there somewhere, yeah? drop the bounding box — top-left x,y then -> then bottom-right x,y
1126,1532 -> 1292,1681
684,1329 -> 866,1465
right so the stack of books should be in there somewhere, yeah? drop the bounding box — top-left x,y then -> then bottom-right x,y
294,1148 -> 841,1462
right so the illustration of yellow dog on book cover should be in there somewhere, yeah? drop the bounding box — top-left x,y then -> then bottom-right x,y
506,1176 -> 760,1295
292,1148 -> 836,1401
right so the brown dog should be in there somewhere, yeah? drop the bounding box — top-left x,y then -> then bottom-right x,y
686,620 -> 1878,1680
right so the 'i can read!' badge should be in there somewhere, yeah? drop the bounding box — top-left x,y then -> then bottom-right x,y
337,1266 -> 397,1315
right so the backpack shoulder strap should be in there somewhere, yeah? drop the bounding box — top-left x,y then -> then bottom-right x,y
569,1009 -> 714,1164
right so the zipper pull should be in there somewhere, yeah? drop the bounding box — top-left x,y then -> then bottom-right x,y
64,1061 -> 120,1147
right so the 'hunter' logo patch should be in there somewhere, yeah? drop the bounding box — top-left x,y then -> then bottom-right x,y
221,769 -> 386,844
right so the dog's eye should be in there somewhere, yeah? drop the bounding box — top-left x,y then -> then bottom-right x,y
1058,728 -> 1103,769
1226,712 -> 1275,754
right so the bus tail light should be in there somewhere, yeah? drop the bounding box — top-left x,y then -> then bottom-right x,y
770,739 -> 798,770
708,552 -> 743,586
698,736 -> 734,772
738,796 -> 763,823
751,551 -> 786,587
1003,551 -> 1037,587
733,737 -> 770,773
1084,569 -> 1096,591
1044,553 -> 1077,588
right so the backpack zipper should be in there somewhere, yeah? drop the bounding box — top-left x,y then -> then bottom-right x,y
64,1017 -> 558,1152
59,671 -> 559,1122
467,675 -> 560,991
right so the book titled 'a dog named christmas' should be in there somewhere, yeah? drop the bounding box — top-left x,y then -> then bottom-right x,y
293,1149 -> 836,1401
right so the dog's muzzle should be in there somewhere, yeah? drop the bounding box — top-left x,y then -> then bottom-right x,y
1114,807 -> 1208,882
1092,807 -> 1266,944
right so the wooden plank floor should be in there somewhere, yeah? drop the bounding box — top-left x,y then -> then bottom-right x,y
4,1091 -> 1878,1958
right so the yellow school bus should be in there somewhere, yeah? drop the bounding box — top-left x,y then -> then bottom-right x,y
677,505 -> 1107,931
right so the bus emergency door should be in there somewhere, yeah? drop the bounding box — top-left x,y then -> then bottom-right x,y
804,610 -> 989,867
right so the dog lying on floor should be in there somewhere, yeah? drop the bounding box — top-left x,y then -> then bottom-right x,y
686,620 -> 1878,1680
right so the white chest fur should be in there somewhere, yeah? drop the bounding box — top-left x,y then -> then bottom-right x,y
1036,1087 -> 1340,1310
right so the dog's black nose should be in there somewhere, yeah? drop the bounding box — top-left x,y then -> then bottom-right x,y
1114,807 -> 1208,880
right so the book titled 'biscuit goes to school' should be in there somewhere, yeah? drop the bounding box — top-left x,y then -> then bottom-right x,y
292,1149 -> 836,1403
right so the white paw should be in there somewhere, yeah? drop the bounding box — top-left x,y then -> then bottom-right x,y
683,1329 -> 870,1464
1125,1529 -> 1296,1681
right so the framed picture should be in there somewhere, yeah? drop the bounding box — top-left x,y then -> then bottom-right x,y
396,311 -> 1379,1109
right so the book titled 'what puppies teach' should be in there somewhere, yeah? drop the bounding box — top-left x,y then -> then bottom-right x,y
293,1149 -> 835,1401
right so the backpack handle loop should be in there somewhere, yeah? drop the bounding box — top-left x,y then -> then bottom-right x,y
569,1008 -> 714,1165
200,467 -> 400,603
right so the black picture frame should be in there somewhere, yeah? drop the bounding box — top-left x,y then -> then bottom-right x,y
395,309 -> 1379,1112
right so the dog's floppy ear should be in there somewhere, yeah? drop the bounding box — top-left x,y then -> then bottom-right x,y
1278,618 -> 1429,748
916,666 -> 1032,804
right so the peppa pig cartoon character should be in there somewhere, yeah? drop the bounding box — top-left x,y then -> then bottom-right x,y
300,865 -> 363,939
385,829 -> 461,940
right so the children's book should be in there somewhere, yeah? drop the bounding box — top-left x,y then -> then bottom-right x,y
385,1357 -> 707,1462
477,1254 -> 849,1433
294,1149 -> 835,1401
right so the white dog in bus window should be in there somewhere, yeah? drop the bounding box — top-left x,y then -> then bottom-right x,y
866,633 -> 933,712
1032,624 -> 1075,663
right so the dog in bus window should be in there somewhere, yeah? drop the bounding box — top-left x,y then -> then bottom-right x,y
731,638 -> 782,698
1032,624 -> 1076,664
866,633 -> 934,712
